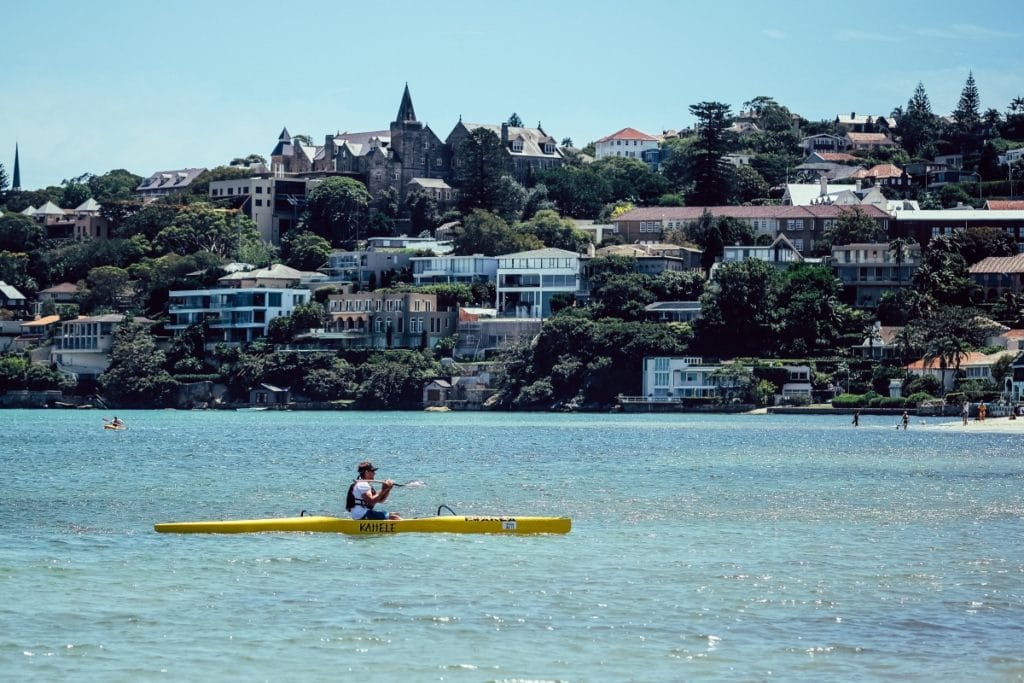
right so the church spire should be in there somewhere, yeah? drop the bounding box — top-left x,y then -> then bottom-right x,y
12,143 -> 21,191
395,83 -> 417,123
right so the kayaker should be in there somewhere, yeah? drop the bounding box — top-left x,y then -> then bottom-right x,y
346,460 -> 401,521
111,416 -> 124,427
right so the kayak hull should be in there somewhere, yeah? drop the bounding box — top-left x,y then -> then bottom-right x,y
154,515 -> 571,535
104,424 -> 126,430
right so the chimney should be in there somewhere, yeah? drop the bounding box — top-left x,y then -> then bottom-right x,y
851,111 -> 856,119
820,175 -> 828,197
500,122 -> 509,145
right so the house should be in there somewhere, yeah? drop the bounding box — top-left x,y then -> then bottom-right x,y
0,281 -> 27,312
208,175 -> 283,244
719,234 -> 806,269
323,249 -> 415,289
14,315 -> 61,350
592,243 -> 702,270
410,254 -> 497,286
638,356 -> 751,401
447,120 -> 563,186
845,132 -> 897,152
835,113 -> 896,134
853,323 -> 905,360
779,364 -> 813,402
594,127 -> 661,169
969,254 -> 1024,298
323,291 -> 457,349
987,327 -> 1024,352
496,247 -> 580,318
37,282 -> 79,308
644,301 -> 701,323
454,308 -> 541,360
831,241 -> 921,308
136,168 -> 206,200
407,177 -> 457,207
50,314 -> 153,381
612,205 -> 892,255
801,135 -> 851,155
365,235 -> 453,253
422,361 -> 496,409
166,287 -> 309,344
1008,351 -> 1024,401
997,148 -> 1024,166
783,178 -> 887,210
905,350 -> 1014,393
249,383 -> 290,407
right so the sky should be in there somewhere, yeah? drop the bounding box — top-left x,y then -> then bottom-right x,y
4,0 -> 1024,190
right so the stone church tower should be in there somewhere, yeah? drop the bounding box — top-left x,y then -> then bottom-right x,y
389,84 -> 450,199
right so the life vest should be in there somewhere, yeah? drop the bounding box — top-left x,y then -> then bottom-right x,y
346,481 -> 373,511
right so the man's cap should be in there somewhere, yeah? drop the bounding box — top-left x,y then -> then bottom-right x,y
357,460 -> 377,474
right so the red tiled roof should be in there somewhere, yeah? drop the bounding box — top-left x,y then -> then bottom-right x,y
614,205 -> 891,222
596,127 -> 658,143
815,152 -> 858,162
867,163 -> 905,178
40,282 -> 78,294
906,351 -> 1013,371
986,200 -> 1024,210
968,254 -> 1024,274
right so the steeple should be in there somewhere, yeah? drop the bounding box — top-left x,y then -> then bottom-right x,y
12,143 -> 21,191
395,83 -> 417,124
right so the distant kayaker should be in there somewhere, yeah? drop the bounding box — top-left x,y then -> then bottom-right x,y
346,460 -> 401,521
111,416 -> 124,427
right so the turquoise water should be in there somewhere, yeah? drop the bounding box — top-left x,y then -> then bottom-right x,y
1,409 -> 1022,682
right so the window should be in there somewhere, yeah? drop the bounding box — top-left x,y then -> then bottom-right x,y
255,199 -> 262,207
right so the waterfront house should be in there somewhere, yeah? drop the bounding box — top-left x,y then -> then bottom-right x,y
0,281 -> 27,313
167,287 -> 309,344
454,308 -> 541,360
16,315 -> 61,351
853,323 -> 905,360
719,234 -> 805,269
638,356 -> 750,401
905,350 -> 1014,393
323,249 -> 414,289
50,314 -> 153,381
37,282 -> 79,308
323,291 -> 457,349
249,383 -> 290,407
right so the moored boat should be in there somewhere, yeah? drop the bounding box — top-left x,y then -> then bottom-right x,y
154,514 -> 571,535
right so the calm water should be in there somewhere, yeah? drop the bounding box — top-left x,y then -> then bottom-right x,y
1,409 -> 1022,682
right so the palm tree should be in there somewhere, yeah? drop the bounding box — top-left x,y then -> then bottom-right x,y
889,237 -> 912,287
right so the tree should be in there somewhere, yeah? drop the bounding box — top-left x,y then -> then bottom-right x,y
651,269 -> 706,301
730,165 -> 769,203
517,209 -> 590,252
78,265 -> 132,313
0,213 -> 47,253
910,306 -> 995,393
588,273 -> 656,321
452,127 -> 508,212
0,163 -> 8,204
98,322 -> 177,407
189,166 -> 252,196
404,188 -> 442,233
774,264 -> 844,355
355,350 -> 442,409
282,230 -> 331,271
303,176 -> 373,247
230,154 -> 267,167
694,259 -> 781,357
507,113 -> 523,127
900,82 -> 937,157
687,101 -> 734,206
539,164 -> 612,218
492,175 -> 527,223
0,251 -> 35,291
290,301 -> 327,332
820,207 -> 886,251
452,209 -> 542,256
154,207 -> 259,259
952,71 -> 982,154
912,235 -> 974,306
60,182 -> 91,209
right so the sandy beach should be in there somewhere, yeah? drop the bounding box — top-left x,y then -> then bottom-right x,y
924,415 -> 1024,433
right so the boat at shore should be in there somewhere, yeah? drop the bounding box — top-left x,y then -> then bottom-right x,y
154,514 -> 571,535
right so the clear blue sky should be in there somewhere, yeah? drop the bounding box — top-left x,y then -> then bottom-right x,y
4,0 -> 1023,190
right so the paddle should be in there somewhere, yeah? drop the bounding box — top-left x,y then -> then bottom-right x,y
362,480 -> 425,488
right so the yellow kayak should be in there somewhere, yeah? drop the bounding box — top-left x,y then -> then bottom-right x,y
104,424 -> 127,430
154,514 -> 570,535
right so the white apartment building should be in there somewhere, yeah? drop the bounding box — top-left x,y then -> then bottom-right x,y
594,127 -> 660,165
496,248 -> 580,318
167,287 -> 308,344
411,254 -> 498,285
50,314 -> 140,380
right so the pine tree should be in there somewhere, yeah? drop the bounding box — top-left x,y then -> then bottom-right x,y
953,72 -> 982,148
900,82 -> 936,157
687,101 -> 733,206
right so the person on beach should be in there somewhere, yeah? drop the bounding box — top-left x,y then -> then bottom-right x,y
346,460 -> 401,521
978,401 -> 987,422
901,411 -> 909,430
852,409 -> 860,427
962,402 -> 970,426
